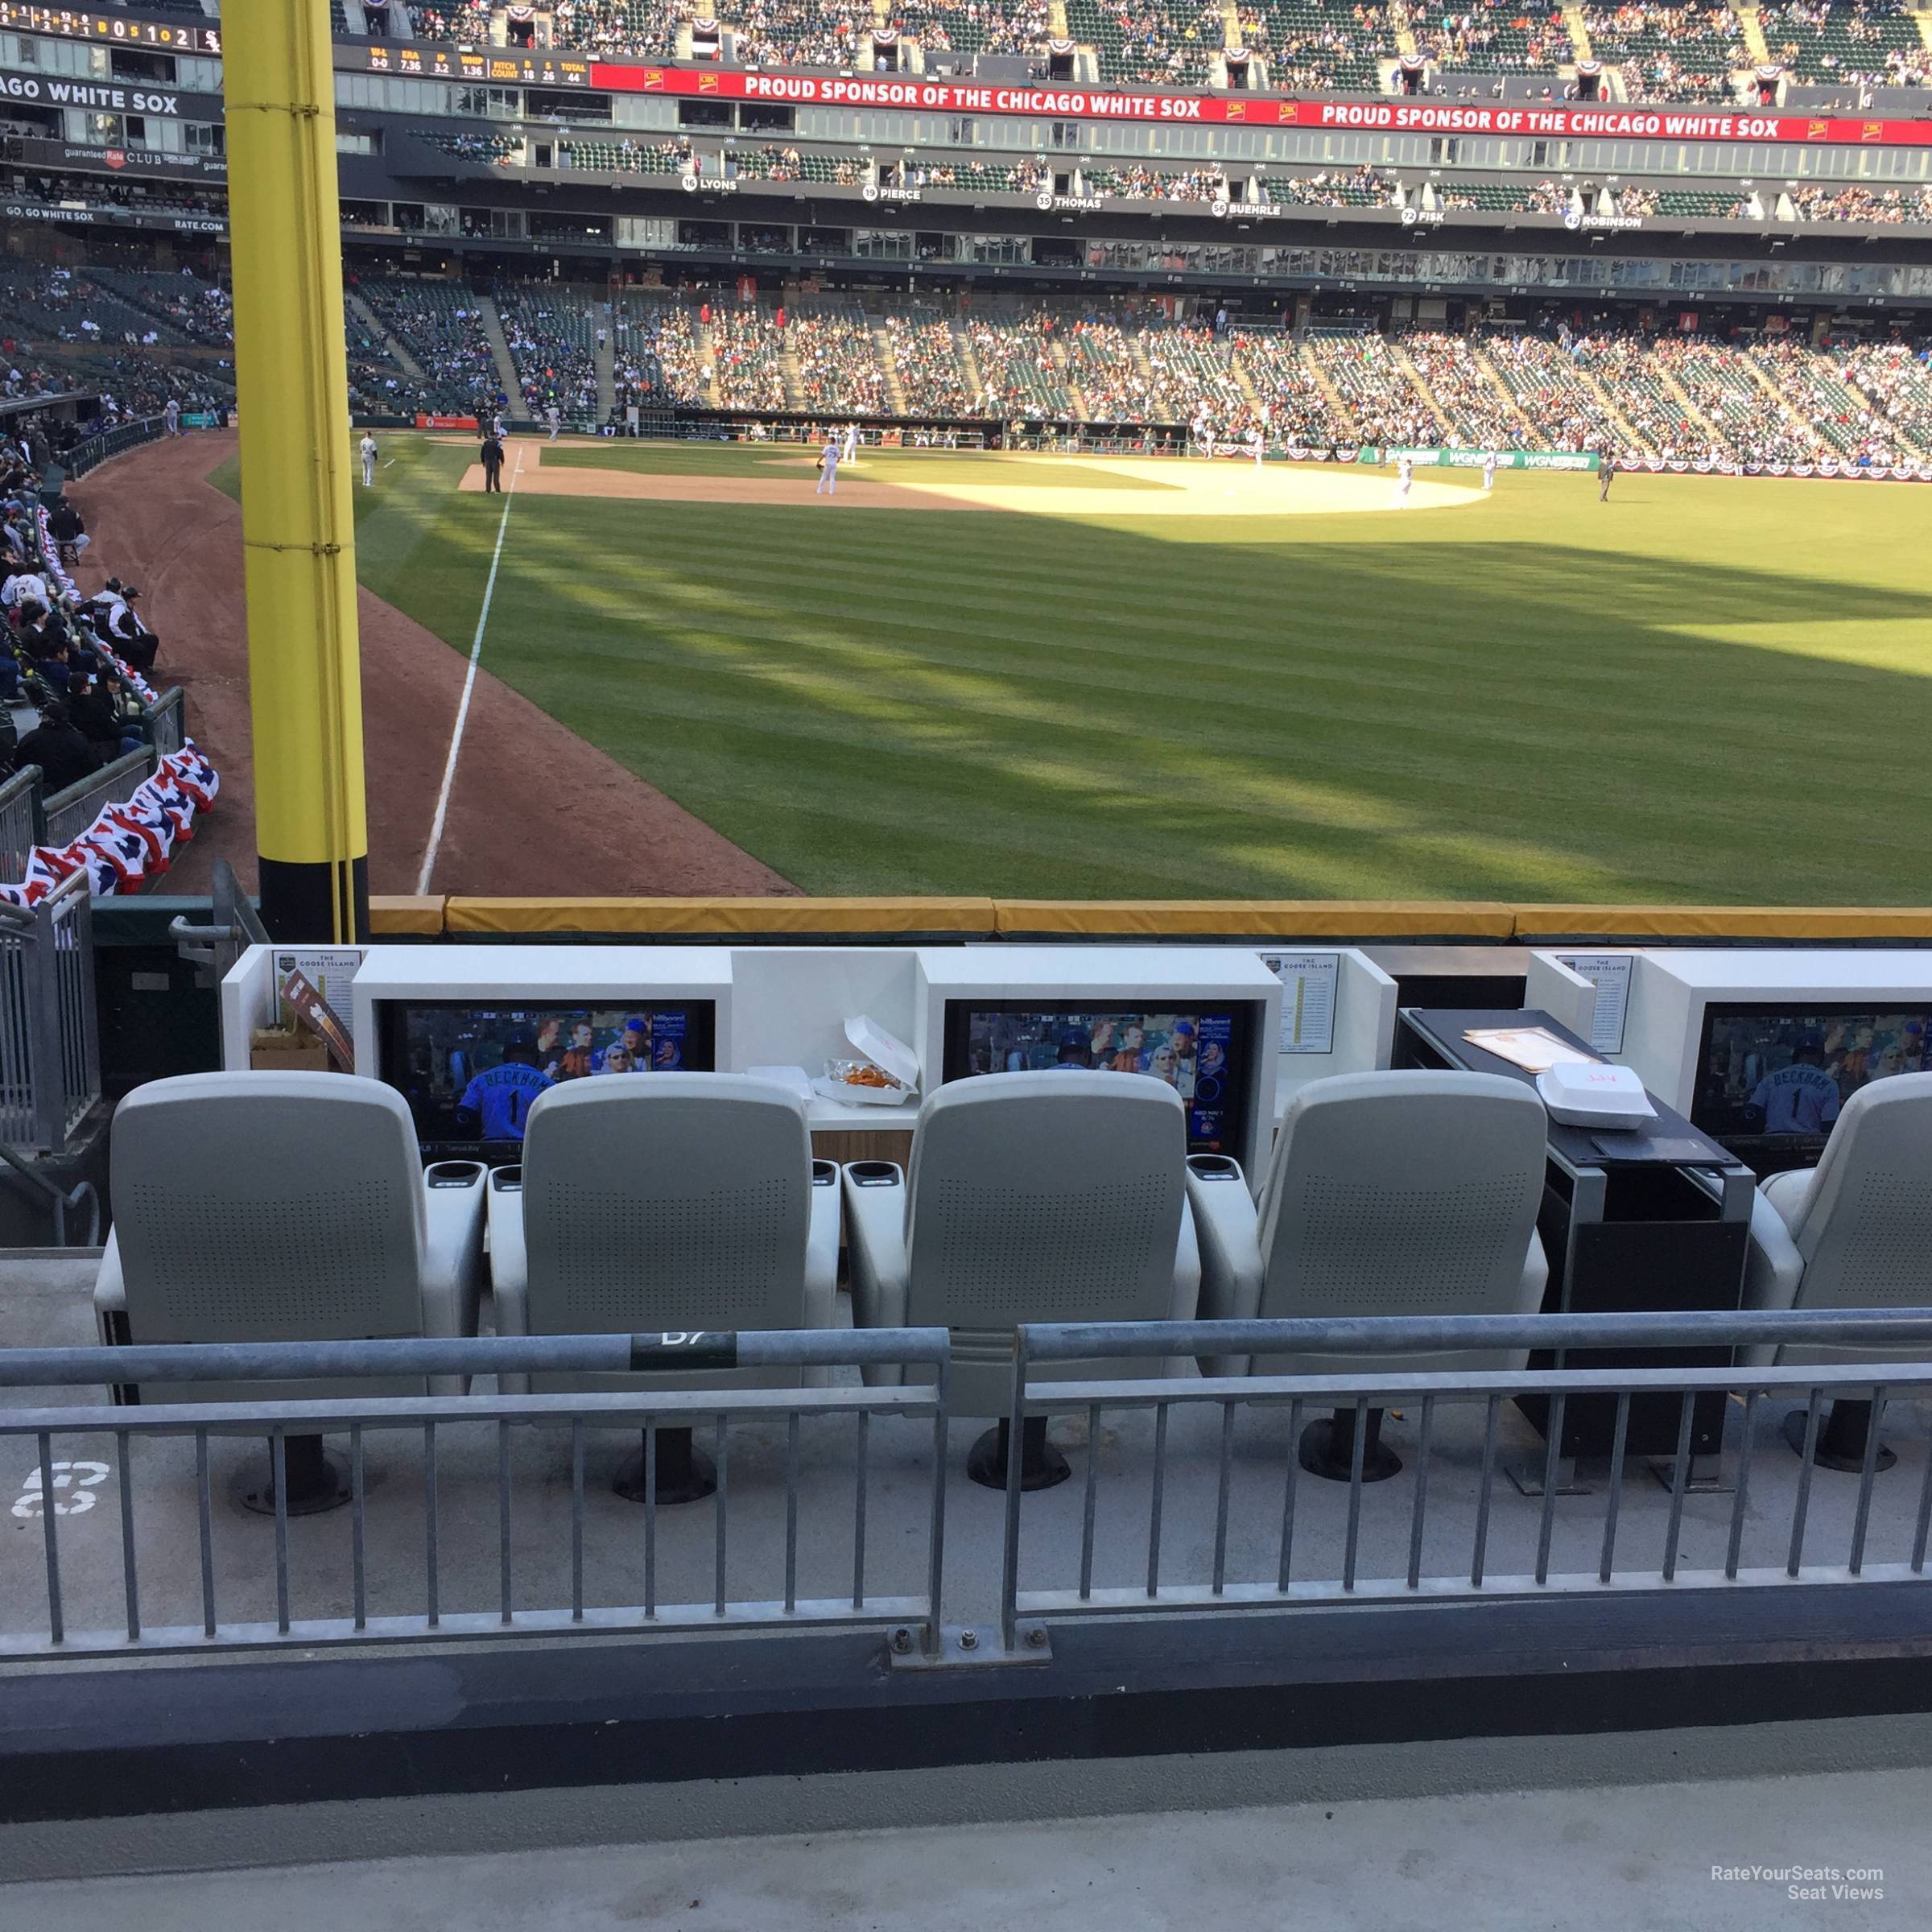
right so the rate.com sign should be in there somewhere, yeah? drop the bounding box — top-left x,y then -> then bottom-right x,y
588,63 -> 1932,148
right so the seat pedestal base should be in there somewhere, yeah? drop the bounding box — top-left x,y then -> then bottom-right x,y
1300,1408 -> 1402,1484
242,1434 -> 352,1517
1785,1400 -> 1896,1475
615,1426 -> 718,1505
968,1416 -> 1070,1492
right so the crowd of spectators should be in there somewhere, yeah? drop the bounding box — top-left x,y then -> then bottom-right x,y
1228,328 -> 1354,445
1645,334 -> 1824,467
1440,178 -> 1571,213
1267,166 -> 1394,208
1834,339 -> 1932,452
1247,2 -> 1390,93
704,304 -> 789,409
354,275 -> 501,416
1075,0 -> 1224,86
1085,165 -> 1228,202
1,440 -> 161,791
1790,184 -> 1932,225
1410,3 -> 1567,75
965,309 -> 1075,417
1580,5 -> 1744,105
382,0 -> 1932,109
1398,330 -> 1528,448
497,282 -> 604,419
788,310 -> 890,414
1302,330 -> 1441,447
1761,0 -> 1926,89
613,294 -> 707,406
898,0 -> 1057,62
881,312 -> 978,415
1479,326 -> 1625,452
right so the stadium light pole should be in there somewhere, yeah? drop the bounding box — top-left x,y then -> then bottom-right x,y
223,0 -> 370,943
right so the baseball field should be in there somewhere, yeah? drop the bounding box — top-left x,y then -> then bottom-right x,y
188,432 -> 1930,902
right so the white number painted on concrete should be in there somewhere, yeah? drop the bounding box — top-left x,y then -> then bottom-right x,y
12,1459 -> 111,1517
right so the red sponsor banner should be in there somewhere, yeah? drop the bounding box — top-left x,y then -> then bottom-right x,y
416,412 -> 480,429
588,63 -> 1932,147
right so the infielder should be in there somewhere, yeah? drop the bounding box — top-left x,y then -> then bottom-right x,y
842,420 -> 858,465
1393,453 -> 1413,506
359,431 -> 378,487
546,403 -> 561,443
816,432 -> 840,497
1248,426 -> 1264,467
1482,451 -> 1497,493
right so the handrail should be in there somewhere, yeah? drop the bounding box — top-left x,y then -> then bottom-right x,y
0,1143 -> 98,1246
0,1325 -> 953,1388
1013,1307 -> 1932,1363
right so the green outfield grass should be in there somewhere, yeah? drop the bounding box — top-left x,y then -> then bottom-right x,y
217,436 -> 1932,901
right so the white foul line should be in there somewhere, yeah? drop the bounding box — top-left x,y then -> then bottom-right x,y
417,443 -> 522,894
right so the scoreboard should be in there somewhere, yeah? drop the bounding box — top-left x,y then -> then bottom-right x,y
0,6 -> 220,53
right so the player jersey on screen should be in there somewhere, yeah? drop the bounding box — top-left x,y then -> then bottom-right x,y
459,1062 -> 553,1139
1749,1063 -> 1841,1135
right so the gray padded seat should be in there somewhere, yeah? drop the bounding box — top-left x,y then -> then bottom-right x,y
485,1073 -> 840,1395
93,1071 -> 489,1405
1186,1070 -> 1549,1472
840,1070 -> 1199,1418
1189,1070 -> 1549,1375
1742,1073 -> 1932,1368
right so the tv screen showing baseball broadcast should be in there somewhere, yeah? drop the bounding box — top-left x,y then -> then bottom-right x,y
382,1001 -> 716,1157
1690,1002 -> 1932,1172
941,1002 -> 1254,1154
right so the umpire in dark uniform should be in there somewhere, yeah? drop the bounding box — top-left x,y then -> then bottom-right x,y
481,430 -> 505,493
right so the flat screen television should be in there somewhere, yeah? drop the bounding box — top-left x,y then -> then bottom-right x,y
380,1000 -> 717,1161
1690,1002 -> 1931,1174
940,1001 -> 1260,1156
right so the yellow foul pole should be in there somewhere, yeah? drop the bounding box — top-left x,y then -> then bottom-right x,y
224,0 -> 369,941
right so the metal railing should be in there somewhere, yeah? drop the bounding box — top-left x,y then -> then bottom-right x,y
0,871 -> 98,1152
0,1327 -> 951,1661
0,763 -> 41,882
59,414 -> 168,483
999,1310 -> 1932,1650
40,747 -> 153,851
144,684 -> 186,759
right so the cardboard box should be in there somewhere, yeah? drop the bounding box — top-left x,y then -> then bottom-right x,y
250,1026 -> 331,1074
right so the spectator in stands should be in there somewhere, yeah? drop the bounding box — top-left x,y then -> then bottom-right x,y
11,698 -> 97,791
68,666 -> 143,765
44,496 -> 86,559
90,579 -> 157,676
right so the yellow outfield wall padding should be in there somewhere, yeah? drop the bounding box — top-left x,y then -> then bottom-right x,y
441,896 -> 1001,935
369,895 -> 448,935
991,900 -> 1519,939
1509,906 -> 1932,940
386,898 -> 1932,945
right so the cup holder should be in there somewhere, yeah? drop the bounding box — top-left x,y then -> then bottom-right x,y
1187,1154 -> 1242,1181
847,1160 -> 901,1186
426,1160 -> 485,1187
811,1158 -> 838,1185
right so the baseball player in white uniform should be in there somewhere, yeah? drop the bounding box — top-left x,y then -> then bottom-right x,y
841,421 -> 858,466
1482,452 -> 1497,493
1248,426 -> 1264,468
546,404 -> 561,442
1393,454 -> 1414,505
359,432 -> 378,487
816,433 -> 841,497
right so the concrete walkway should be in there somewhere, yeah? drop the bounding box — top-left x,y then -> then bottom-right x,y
7,1766 -> 1922,1929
